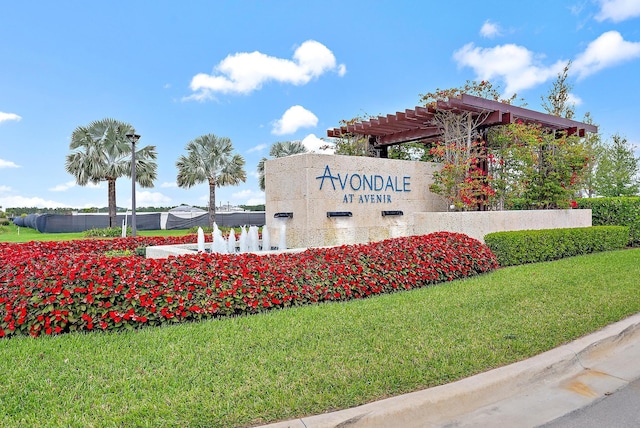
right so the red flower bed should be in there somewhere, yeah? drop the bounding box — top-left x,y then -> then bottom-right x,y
0,233 -> 498,338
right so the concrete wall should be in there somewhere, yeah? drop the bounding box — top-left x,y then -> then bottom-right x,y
413,209 -> 592,243
265,153 -> 447,248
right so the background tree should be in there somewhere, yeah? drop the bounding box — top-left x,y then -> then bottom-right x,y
421,81 -> 518,210
540,61 -> 604,200
387,142 -> 435,161
594,134 -> 640,196
483,68 -> 592,209
424,79 -> 592,210
421,81 -> 517,176
419,79 -> 519,106
65,118 -> 158,228
331,116 -> 372,156
257,141 -> 308,191
541,61 -> 575,119
176,134 -> 246,227
490,122 -> 590,209
578,113 -> 604,198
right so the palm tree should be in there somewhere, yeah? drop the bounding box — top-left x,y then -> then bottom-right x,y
257,140 -> 308,191
176,134 -> 246,227
65,118 -> 158,228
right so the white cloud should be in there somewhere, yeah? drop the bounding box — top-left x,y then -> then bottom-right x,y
129,190 -> 172,207
573,31 -> 640,79
566,93 -> 583,106
187,40 -> 346,99
595,0 -> 640,22
245,197 -> 266,206
231,189 -> 265,205
631,140 -> 640,158
0,112 -> 21,124
453,42 -> 566,95
302,134 -> 334,154
247,143 -> 268,153
0,185 -> 12,193
49,181 -> 76,192
0,195 -> 68,209
231,189 -> 258,199
0,158 -> 20,168
272,105 -> 319,135
480,20 -> 501,38
160,181 -> 178,188
49,180 -> 102,191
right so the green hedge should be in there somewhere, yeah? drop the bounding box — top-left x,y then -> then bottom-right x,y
485,226 -> 629,266
577,197 -> 640,247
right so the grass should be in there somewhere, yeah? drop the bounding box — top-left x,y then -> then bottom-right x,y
0,224 -> 192,243
0,248 -> 639,427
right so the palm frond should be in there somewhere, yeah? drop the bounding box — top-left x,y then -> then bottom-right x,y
257,140 -> 307,192
65,118 -> 157,224
218,154 -> 246,187
257,157 -> 267,191
269,140 -> 308,157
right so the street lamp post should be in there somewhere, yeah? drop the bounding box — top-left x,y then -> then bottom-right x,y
126,133 -> 141,237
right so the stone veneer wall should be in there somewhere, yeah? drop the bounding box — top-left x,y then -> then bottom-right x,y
265,153 -> 447,248
413,209 -> 592,243
264,153 -> 592,248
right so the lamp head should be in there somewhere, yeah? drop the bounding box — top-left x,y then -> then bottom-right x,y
125,133 -> 141,144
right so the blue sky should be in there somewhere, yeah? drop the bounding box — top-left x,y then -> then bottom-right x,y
1,0 -> 640,210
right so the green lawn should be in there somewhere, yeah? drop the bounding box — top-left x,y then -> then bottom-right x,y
1,249 -> 638,427
0,224 -> 192,243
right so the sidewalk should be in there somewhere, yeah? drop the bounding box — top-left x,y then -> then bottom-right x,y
260,313 -> 640,428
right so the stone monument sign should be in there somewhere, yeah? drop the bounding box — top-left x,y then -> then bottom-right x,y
265,153 -> 447,248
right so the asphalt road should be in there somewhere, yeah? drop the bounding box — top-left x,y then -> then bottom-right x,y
539,377 -> 640,428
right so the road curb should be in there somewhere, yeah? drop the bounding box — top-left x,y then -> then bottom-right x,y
259,313 -> 640,428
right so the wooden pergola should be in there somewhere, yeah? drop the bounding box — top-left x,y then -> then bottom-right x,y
327,94 -> 598,153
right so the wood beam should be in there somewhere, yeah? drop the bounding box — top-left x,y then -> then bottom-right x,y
377,127 -> 441,146
460,94 -> 598,133
327,95 -> 598,143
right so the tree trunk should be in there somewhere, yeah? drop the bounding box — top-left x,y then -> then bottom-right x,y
108,178 -> 117,228
208,177 -> 216,228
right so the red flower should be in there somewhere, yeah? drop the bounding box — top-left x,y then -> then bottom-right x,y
0,233 -> 497,338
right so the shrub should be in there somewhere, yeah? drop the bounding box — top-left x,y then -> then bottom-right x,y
134,246 -> 148,257
0,232 -> 498,338
83,227 -> 131,238
187,225 -> 239,235
485,226 -> 629,266
104,249 -> 133,257
188,226 -> 211,234
577,197 -> 640,247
